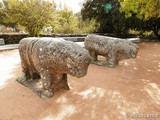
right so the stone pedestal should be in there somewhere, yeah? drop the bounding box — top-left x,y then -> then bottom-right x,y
17,74 -> 69,99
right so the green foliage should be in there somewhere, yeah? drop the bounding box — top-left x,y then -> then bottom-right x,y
0,2 -> 5,24
75,12 -> 98,33
51,6 -> 78,34
129,29 -> 153,37
80,19 -> 98,33
81,0 -> 160,38
51,6 -> 97,34
119,0 -> 160,38
119,0 -> 160,20
0,1 -> 4,9
81,0 -> 134,35
81,0 -> 144,37
2,0 -> 55,36
0,1 -> 16,27
0,0 -> 103,35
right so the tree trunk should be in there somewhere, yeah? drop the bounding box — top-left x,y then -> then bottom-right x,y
153,27 -> 160,39
152,19 -> 160,39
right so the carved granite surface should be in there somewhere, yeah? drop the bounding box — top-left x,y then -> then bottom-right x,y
18,37 -> 91,98
84,34 -> 139,68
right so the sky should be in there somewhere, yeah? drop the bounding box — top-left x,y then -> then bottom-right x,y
54,0 -> 84,13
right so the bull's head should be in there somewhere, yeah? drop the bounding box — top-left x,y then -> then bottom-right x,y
66,51 -> 91,78
117,42 -> 139,61
128,44 -> 139,59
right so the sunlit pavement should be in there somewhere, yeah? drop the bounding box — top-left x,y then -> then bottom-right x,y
0,50 -> 20,89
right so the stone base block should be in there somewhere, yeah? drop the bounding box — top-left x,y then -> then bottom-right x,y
16,76 -> 70,99
91,60 -> 115,68
0,38 -> 5,45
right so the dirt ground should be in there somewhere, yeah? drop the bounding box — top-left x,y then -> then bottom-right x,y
0,42 -> 160,120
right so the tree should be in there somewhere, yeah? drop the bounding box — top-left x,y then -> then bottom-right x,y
75,12 -> 98,33
81,0 -> 135,36
119,0 -> 160,38
0,1 -> 18,28
119,0 -> 160,19
52,6 -> 78,34
2,0 -> 55,36
0,1 -> 5,25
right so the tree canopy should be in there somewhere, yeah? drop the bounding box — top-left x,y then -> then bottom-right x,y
0,0 -> 97,35
81,0 -> 134,36
1,0 -> 159,38
119,0 -> 160,20
81,0 -> 160,38
1,0 -> 55,36
51,6 -> 78,34
119,0 -> 160,38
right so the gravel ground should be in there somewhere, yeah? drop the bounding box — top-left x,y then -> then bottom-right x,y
0,42 -> 160,120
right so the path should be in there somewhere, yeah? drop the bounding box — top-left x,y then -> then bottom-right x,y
0,42 -> 160,120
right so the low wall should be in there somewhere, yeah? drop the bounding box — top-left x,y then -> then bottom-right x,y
0,33 -> 141,45
0,33 -> 87,44
40,34 -> 87,37
0,33 -> 28,44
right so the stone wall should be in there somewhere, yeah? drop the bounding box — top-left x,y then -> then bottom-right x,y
40,34 -> 87,37
0,33 -> 28,44
0,33 -> 87,44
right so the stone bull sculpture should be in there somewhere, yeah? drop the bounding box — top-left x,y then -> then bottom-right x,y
17,37 -> 91,98
85,34 -> 139,67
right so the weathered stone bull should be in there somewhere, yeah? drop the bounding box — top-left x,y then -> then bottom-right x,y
18,37 -> 91,98
85,34 -> 138,67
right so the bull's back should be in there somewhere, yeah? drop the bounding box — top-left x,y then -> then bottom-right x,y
85,37 -> 113,55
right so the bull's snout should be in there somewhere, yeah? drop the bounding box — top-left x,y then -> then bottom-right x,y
130,48 -> 138,59
69,67 -> 87,78
132,50 -> 138,58
132,54 -> 136,58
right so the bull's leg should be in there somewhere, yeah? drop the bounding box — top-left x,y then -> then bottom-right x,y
107,51 -> 118,68
18,48 -> 31,81
62,74 -> 70,90
51,74 -> 70,92
32,73 -> 40,79
89,50 -> 97,61
40,71 -> 53,98
21,61 -> 31,81
22,65 -> 39,81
